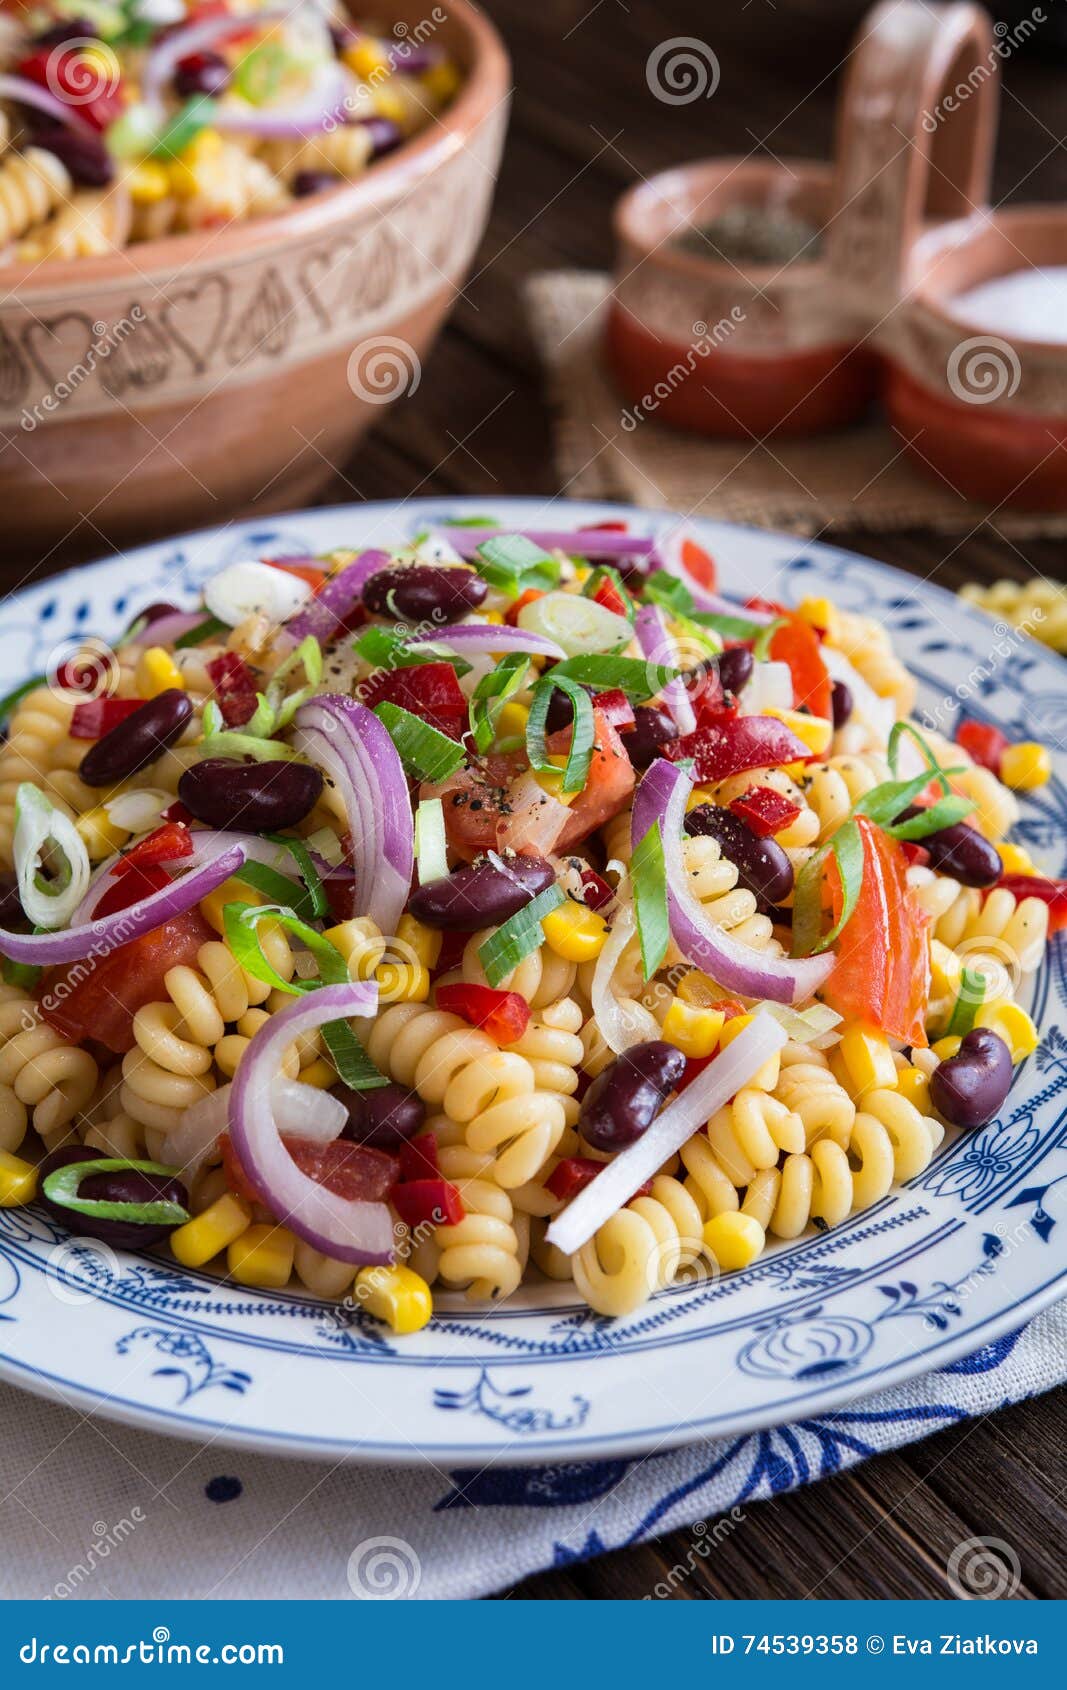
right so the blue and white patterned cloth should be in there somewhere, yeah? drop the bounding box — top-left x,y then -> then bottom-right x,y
1,1303 -> 1062,1600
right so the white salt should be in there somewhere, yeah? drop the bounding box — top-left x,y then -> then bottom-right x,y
950,266 -> 1067,343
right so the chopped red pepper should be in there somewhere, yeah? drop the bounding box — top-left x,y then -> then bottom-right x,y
221,1133 -> 399,1204
391,1178 -> 464,1229
161,801 -> 194,826
591,688 -> 636,730
505,587 -> 545,625
729,786 -> 802,838
592,576 -> 631,618
545,1156 -> 653,1203
769,613 -> 833,719
578,521 -> 628,532
70,698 -> 145,739
956,719 -> 1009,777
679,535 -> 717,592
745,596 -> 788,617
206,652 -> 259,728
399,1132 -> 439,1182
667,715 -> 810,782
580,868 -> 614,911
995,872 -> 1067,933
823,816 -> 930,1046
361,661 -> 469,740
92,861 -> 172,919
436,982 -> 531,1043
264,557 -> 327,591
112,822 -> 193,876
17,46 -> 123,130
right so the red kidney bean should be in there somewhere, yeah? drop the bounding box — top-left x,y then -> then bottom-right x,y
178,756 -> 323,831
930,1028 -> 1013,1129
136,601 -> 182,626
79,689 -> 192,786
174,50 -> 231,97
362,563 -> 488,623
407,855 -> 556,930
716,646 -> 754,698
293,169 -> 339,197
581,1040 -> 686,1151
37,1145 -> 188,1249
685,804 -> 794,907
33,125 -> 113,187
32,16 -> 96,44
895,806 -> 1001,888
621,704 -> 679,769
830,680 -> 853,729
544,685 -> 589,736
339,1082 -> 425,1149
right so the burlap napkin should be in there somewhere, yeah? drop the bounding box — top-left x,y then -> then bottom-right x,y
524,272 -> 1067,539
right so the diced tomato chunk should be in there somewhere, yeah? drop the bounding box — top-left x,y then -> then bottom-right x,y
769,613 -> 833,719
362,661 -> 469,740
436,982 -> 531,1043
729,786 -> 802,837
112,822 -> 193,876
264,557 -> 327,591
221,1132 -> 399,1204
956,719 -> 1008,777
70,698 -> 145,739
39,908 -> 215,1054
823,816 -> 930,1046
391,1178 -> 464,1228
505,588 -> 544,626
206,652 -> 259,728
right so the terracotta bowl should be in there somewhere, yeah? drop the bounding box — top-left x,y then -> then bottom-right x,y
883,207 -> 1067,511
0,0 -> 509,555
606,158 -> 878,438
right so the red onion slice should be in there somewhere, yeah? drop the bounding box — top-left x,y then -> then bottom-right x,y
229,980 -> 394,1264
0,837 -> 247,965
656,528 -> 776,622
546,1010 -> 788,1255
124,609 -> 206,647
278,550 -> 389,650
70,829 -> 306,928
407,624 -> 565,660
634,603 -> 696,736
214,63 -> 349,137
292,696 -> 412,937
631,760 -> 835,1005
0,75 -> 96,138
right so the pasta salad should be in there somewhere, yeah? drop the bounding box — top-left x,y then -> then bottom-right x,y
0,1 -> 459,259
0,523 -> 1060,1333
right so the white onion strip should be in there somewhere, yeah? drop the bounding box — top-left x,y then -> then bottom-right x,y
407,624 -> 565,660
547,1011 -> 788,1255
230,981 -> 394,1264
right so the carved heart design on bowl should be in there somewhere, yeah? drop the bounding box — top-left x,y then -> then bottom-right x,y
160,275 -> 232,375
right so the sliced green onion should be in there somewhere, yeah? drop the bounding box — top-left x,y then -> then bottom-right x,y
2,954 -> 41,992
884,794 -> 975,840
174,614 -> 227,650
672,610 -> 723,657
150,93 -> 216,161
319,1020 -> 389,1092
469,652 -> 529,753
414,798 -> 448,884
265,833 -> 328,921
475,534 -> 560,598
0,675 -> 45,732
642,572 -> 693,615
631,820 -> 669,979
526,675 -> 595,794
234,38 -> 288,103
373,703 -> 466,782
13,784 -> 91,932
888,721 -> 956,793
42,1158 -> 189,1227
231,860 -> 315,918
549,654 -> 678,698
946,966 -> 987,1038
792,817 -> 865,958
692,610 -> 768,643
478,884 -> 566,989
518,591 -> 630,658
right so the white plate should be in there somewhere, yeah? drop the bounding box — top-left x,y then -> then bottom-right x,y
1,498 -> 1065,1465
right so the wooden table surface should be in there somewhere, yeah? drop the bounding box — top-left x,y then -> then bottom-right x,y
343,0 -> 1067,1600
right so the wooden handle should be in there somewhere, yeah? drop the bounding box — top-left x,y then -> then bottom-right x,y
829,0 -> 998,314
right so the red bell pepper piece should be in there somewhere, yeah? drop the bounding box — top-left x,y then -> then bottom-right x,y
667,715 -> 810,783
206,652 -> 258,728
591,688 -> 636,730
221,1133 -> 399,1204
678,535 -> 717,592
956,719 -> 1009,777
112,822 -> 193,876
545,1156 -> 653,1203
391,1178 -> 464,1229
729,786 -> 802,838
995,872 -> 1067,934
361,662 -> 469,740
436,982 -> 531,1043
398,1132 -> 439,1182
579,521 -> 628,532
264,557 -> 327,591
504,587 -> 545,625
746,596 -> 788,617
92,861 -> 172,919
823,816 -> 930,1046
161,801 -> 194,826
769,613 -> 833,719
17,47 -> 123,130
580,868 -> 614,911
592,576 -> 631,618
70,698 -> 145,739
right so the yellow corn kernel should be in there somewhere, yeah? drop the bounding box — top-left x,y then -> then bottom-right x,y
840,1025 -> 899,1097
128,159 -> 170,205
296,1058 -> 335,1089
422,60 -> 461,103
170,1193 -> 252,1268
227,1223 -> 295,1289
344,38 -> 389,78
932,1035 -> 962,1062
533,753 -> 578,804
1000,742 -> 1051,791
370,85 -> 406,125
495,701 -> 529,740
719,1013 -> 780,1091
703,1211 -> 765,1272
395,912 -> 442,970
997,842 -> 1038,875
764,706 -> 833,757
0,1150 -> 37,1207
930,938 -> 963,1001
376,961 -> 430,1004
202,876 -> 264,934
542,901 -> 610,962
481,609 -> 505,626
895,1066 -> 932,1112
661,998 -> 724,1059
975,1002 -> 1039,1064
676,969 -> 719,1007
323,917 -> 385,979
76,805 -> 128,860
685,787 -> 715,812
168,129 -> 223,197
355,1263 -> 433,1334
795,596 -> 840,642
134,645 -> 186,698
